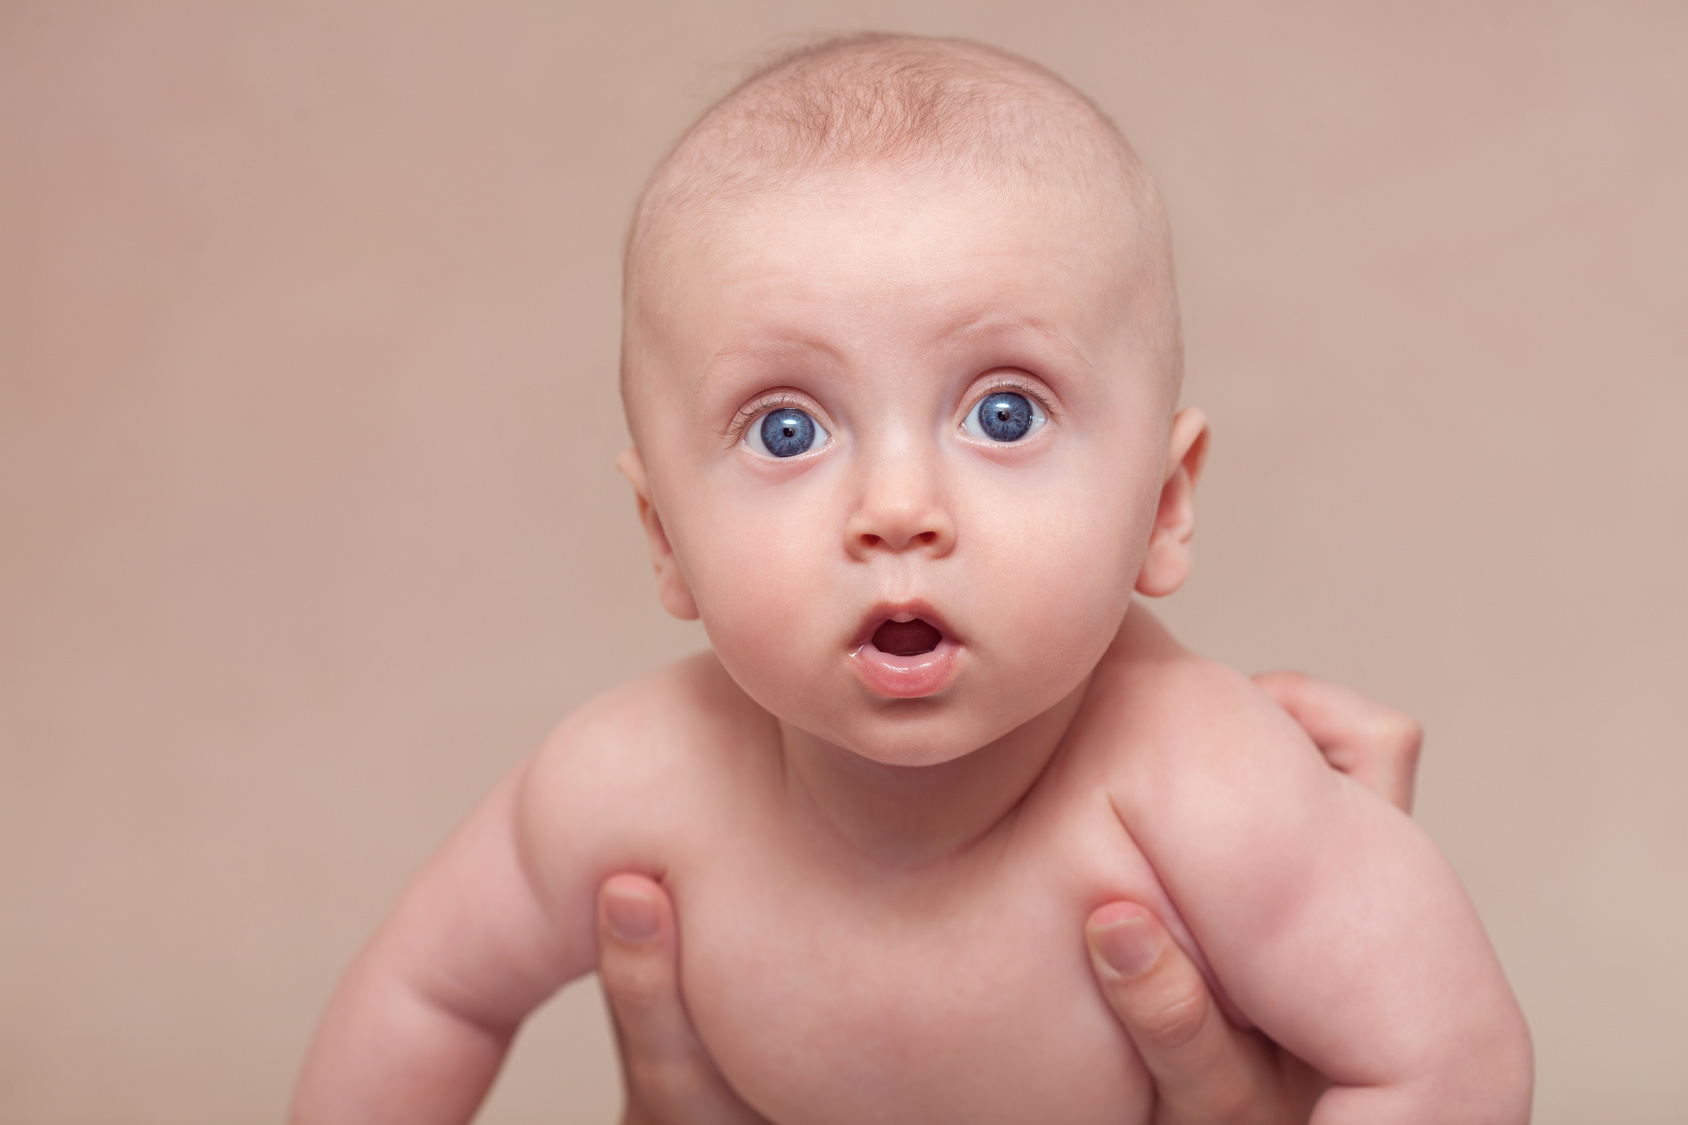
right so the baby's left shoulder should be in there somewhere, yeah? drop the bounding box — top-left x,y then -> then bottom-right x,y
1075,607 -> 1326,804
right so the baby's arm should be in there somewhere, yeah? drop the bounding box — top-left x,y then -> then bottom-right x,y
290,710 -> 630,1125
1112,661 -> 1531,1124
290,763 -> 583,1124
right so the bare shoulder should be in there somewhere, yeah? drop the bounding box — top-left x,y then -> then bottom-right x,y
526,650 -> 767,794
514,650 -> 773,884
1083,607 -> 1328,810
1088,615 -> 1530,1111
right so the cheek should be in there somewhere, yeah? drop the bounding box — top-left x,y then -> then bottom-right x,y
666,481 -> 840,679
975,487 -> 1140,577
973,504 -> 1132,643
957,449 -> 1158,652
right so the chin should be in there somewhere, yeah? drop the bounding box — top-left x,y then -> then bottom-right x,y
850,741 -> 977,769
833,705 -> 1012,769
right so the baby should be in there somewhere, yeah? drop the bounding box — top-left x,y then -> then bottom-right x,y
293,34 -> 1531,1124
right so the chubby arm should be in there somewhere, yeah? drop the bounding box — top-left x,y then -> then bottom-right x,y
1113,662 -> 1531,1125
290,748 -> 603,1124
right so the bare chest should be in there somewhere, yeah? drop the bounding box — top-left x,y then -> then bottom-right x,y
668,793 -> 1179,1125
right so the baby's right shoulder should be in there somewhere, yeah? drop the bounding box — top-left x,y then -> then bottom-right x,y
526,650 -> 770,795
466,653 -> 772,961
513,651 -> 774,868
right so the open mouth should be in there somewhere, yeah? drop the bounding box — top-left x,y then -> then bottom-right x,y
850,609 -> 959,699
870,618 -> 943,656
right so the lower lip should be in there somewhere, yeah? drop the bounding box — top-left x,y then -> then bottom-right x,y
849,638 -> 960,699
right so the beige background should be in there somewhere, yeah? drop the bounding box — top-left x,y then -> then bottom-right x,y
3,2 -> 1685,1122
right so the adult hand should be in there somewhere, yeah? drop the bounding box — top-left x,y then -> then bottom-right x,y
1082,672 -> 1422,1125
1252,670 -> 1420,813
597,672 -> 1423,1125
597,874 -> 769,1125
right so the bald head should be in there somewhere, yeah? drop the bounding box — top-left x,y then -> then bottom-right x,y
621,34 -> 1181,411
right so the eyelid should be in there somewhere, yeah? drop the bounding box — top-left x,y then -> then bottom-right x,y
725,390 -> 829,445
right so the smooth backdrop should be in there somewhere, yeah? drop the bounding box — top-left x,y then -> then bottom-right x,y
3,3 -> 1685,1122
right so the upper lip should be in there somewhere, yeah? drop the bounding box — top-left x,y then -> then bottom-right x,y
850,600 -> 958,649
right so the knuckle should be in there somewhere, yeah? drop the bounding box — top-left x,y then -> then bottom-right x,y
1128,981 -> 1211,1050
1365,711 -> 1423,759
601,959 -> 673,1017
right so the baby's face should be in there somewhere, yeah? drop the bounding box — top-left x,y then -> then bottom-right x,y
626,170 -> 1191,766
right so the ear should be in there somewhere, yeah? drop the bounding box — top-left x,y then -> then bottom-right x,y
1135,409 -> 1210,598
616,446 -> 700,621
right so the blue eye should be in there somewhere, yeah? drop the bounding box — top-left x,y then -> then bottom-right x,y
750,407 -> 828,458
964,391 -> 1044,442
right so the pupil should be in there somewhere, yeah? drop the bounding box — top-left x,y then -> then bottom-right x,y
761,409 -> 816,458
977,392 -> 1032,442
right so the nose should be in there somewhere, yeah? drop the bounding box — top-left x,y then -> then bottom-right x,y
844,445 -> 957,559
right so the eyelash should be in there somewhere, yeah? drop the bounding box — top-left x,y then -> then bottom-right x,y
724,391 -> 816,443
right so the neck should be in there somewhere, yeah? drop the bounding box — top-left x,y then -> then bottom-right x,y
777,674 -> 1093,868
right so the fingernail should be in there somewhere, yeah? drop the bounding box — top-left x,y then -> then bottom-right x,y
1090,910 -> 1163,979
604,885 -> 660,944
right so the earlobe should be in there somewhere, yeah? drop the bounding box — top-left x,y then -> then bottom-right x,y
616,447 -> 700,621
1135,410 -> 1210,599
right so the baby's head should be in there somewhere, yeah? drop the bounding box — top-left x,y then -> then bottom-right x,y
617,34 -> 1208,765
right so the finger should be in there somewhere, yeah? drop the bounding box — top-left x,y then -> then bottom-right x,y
597,875 -> 766,1125
1252,671 -> 1421,813
1087,903 -> 1299,1125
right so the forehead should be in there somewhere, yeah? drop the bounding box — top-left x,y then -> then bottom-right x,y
644,169 -> 1137,379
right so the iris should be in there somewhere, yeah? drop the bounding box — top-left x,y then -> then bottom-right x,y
976,392 -> 1033,442
760,408 -> 817,457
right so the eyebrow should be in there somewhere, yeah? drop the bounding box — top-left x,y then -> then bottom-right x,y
689,338 -> 841,408
687,314 -> 1095,410
939,314 -> 1097,376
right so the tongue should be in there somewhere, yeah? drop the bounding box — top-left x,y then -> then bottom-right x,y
871,618 -> 943,656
